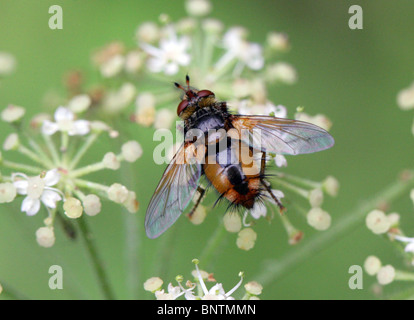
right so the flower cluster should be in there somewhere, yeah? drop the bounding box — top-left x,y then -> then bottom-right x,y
361,84 -> 414,294
362,197 -> 414,291
143,259 -> 262,300
87,0 -> 301,128
0,102 -> 141,248
2,0 -> 338,251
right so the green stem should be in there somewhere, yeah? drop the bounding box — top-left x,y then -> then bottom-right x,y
254,171 -> 414,286
0,281 -> 29,300
271,176 -> 309,198
1,159 -> 43,174
71,161 -> 106,178
395,270 -> 414,282
277,172 -> 320,190
69,133 -> 99,170
42,133 -> 60,166
77,217 -> 116,300
73,179 -> 109,193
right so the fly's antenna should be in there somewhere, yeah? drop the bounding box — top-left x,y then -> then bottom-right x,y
174,82 -> 186,92
185,74 -> 190,90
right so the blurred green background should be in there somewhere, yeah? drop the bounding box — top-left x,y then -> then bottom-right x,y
1,0 -> 414,300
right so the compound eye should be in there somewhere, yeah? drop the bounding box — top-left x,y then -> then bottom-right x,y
177,100 -> 189,116
197,90 -> 214,98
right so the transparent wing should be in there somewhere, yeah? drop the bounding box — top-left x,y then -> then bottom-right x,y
145,143 -> 202,239
231,115 -> 334,155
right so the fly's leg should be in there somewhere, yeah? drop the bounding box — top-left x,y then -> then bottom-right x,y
188,186 -> 206,217
259,152 -> 286,214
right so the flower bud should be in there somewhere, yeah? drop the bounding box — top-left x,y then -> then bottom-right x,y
267,32 -> 289,52
103,152 -> 120,170
185,0 -> 211,17
121,141 -> 143,162
0,182 -> 17,203
100,54 -> 124,78
397,82 -> 414,110
377,265 -> 395,285
63,197 -> 83,219
134,93 -> 156,127
3,133 -> 20,151
1,105 -> 25,123
244,281 -> 263,296
0,52 -> 16,75
154,108 -> 175,130
83,194 -> 102,216
364,256 -> 382,276
68,94 -> 91,113
107,183 -> 129,203
136,22 -> 160,43
308,189 -> 324,208
123,191 -> 139,213
322,176 -> 339,197
223,212 -> 242,233
366,210 -> 391,234
36,227 -> 55,248
265,62 -> 297,84
144,277 -> 163,293
236,228 -> 257,251
188,205 -> 207,225
307,208 -> 331,231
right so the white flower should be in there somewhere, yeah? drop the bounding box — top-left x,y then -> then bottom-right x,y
36,227 -> 55,248
100,54 -> 125,78
364,256 -> 382,276
154,108 -> 176,130
220,27 -> 264,71
236,228 -> 257,251
141,27 -> 191,75
274,154 -> 287,167
188,205 -> 207,225
295,112 -> 332,131
107,183 -> 129,203
68,94 -> 91,113
12,169 -> 62,216
249,203 -> 267,219
155,283 -> 186,300
265,62 -> 297,84
185,0 -> 212,17
136,22 -> 160,44
63,197 -> 83,219
83,194 -> 102,216
193,261 -> 243,300
308,188 -> 324,208
377,265 -> 395,285
267,32 -> 289,51
144,277 -> 163,293
0,182 -> 17,203
103,82 -> 137,114
307,208 -> 331,231
223,212 -> 242,233
42,107 -> 90,136
322,176 -> 339,197
238,100 -> 286,118
121,141 -> 143,162
0,52 -> 16,75
1,105 -> 25,123
397,82 -> 414,110
366,210 -> 391,235
244,281 -> 263,296
394,235 -> 414,253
